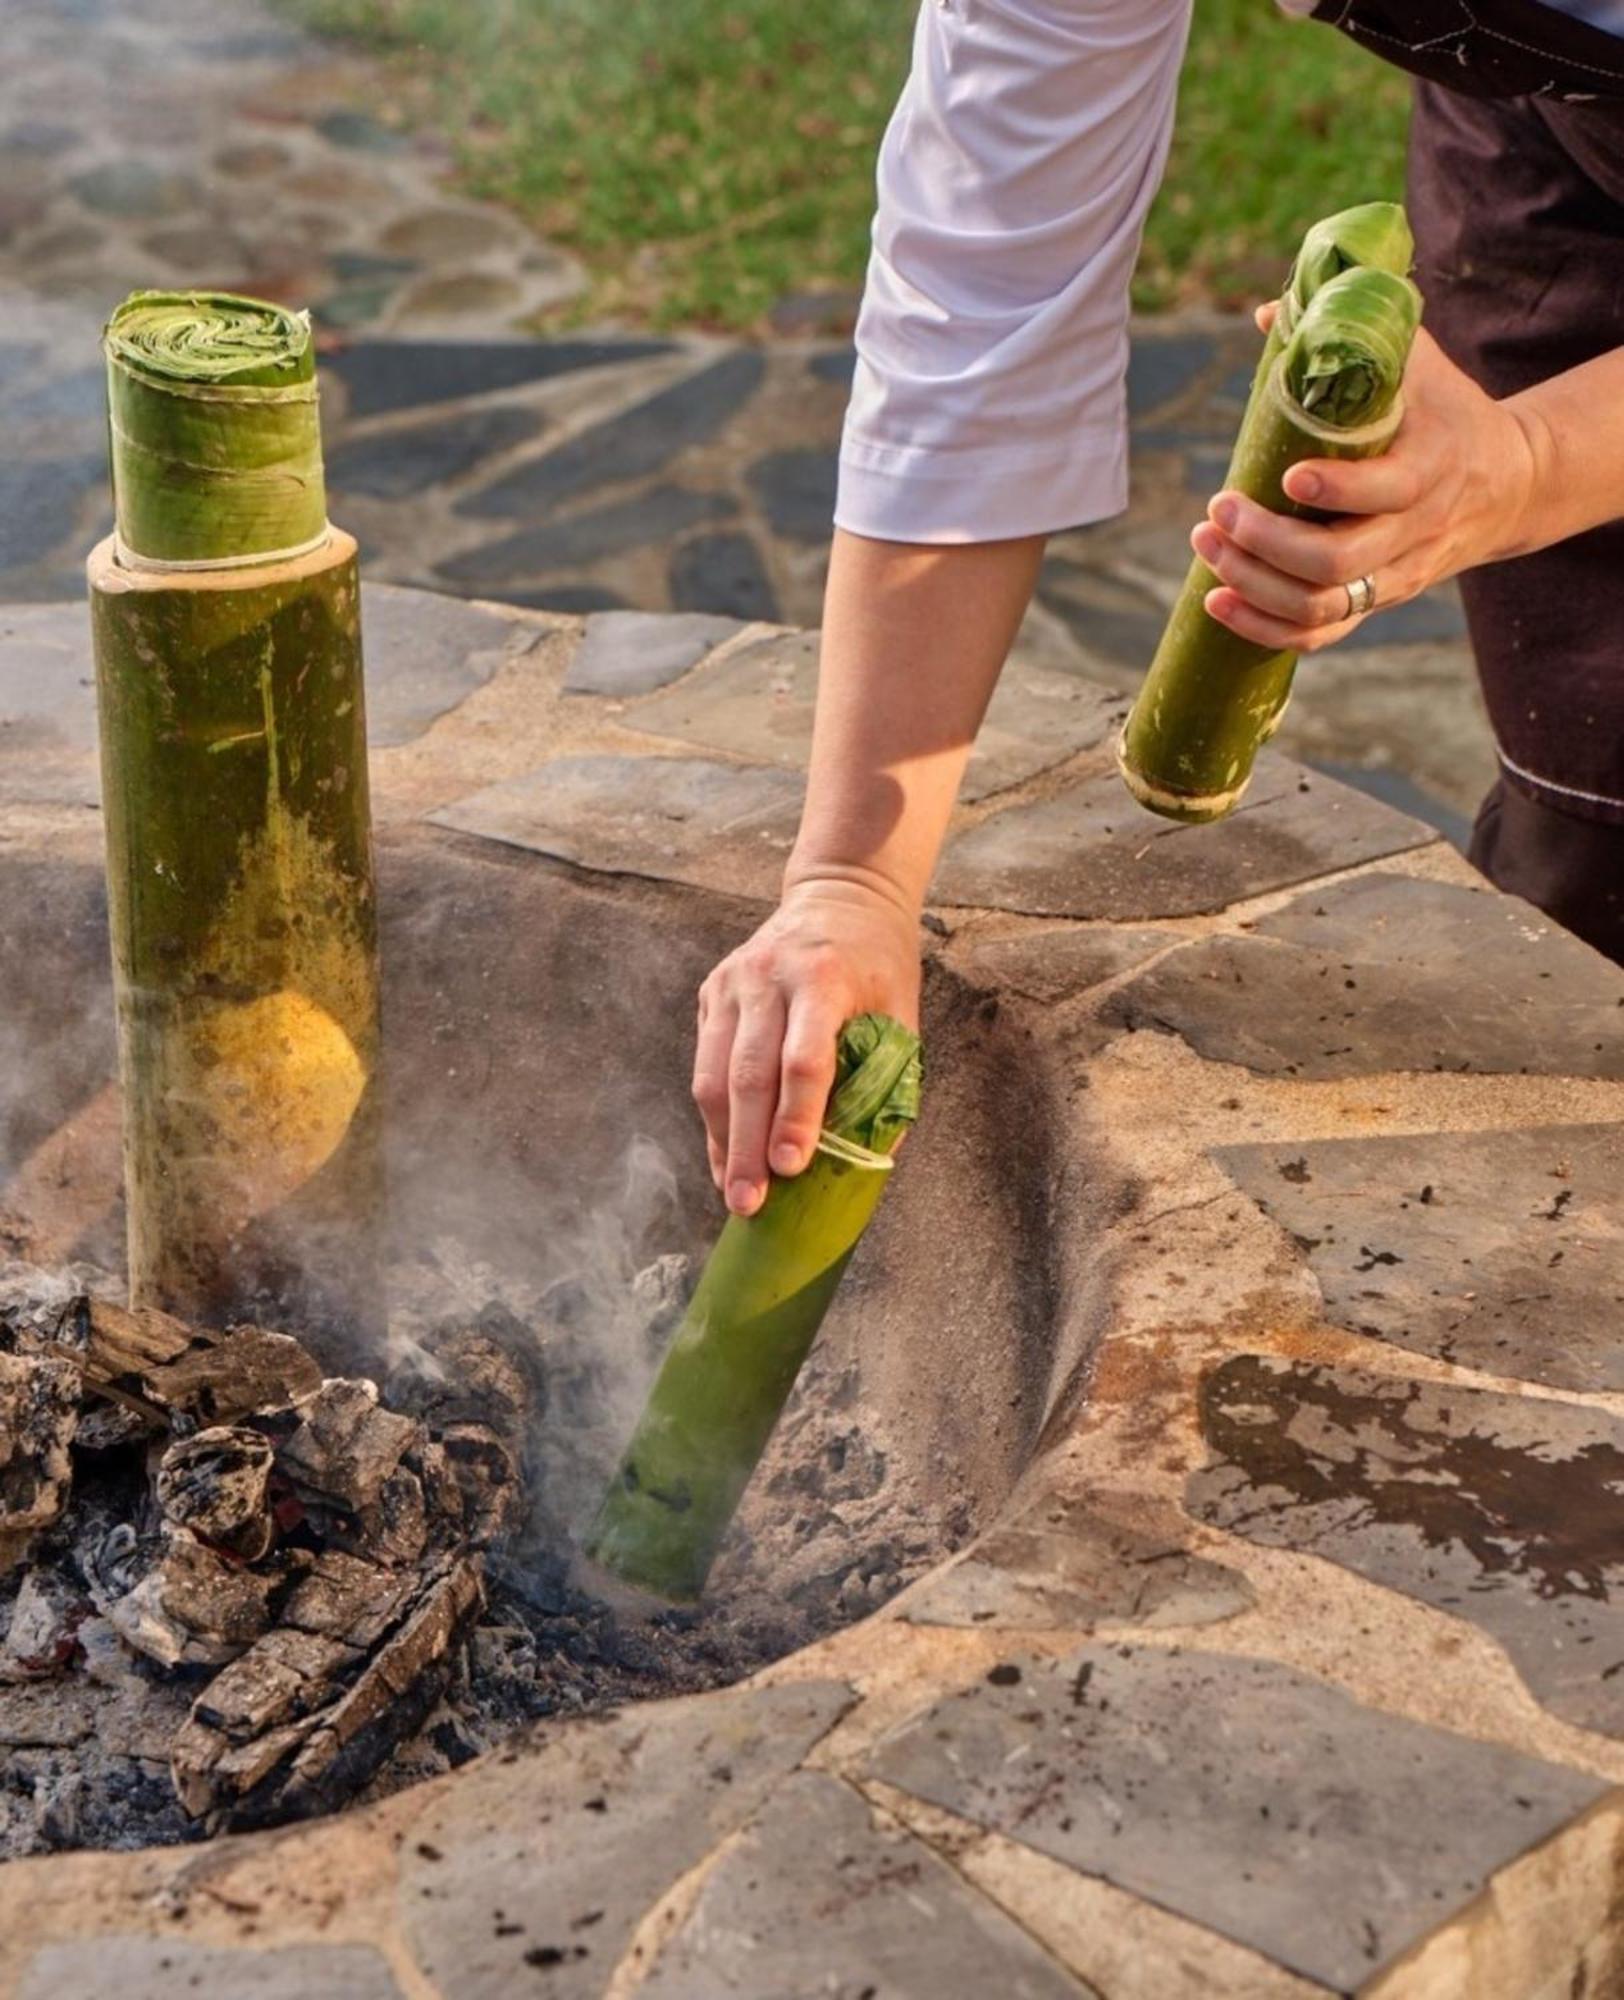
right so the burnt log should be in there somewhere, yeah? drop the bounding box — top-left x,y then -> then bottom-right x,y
172,1554 -> 482,1826
52,1297 -> 321,1427
279,1549 -> 420,1649
1,1270 -> 515,1838
73,1401 -> 150,1454
271,1556 -> 483,1821
147,1329 -> 323,1426
170,1624 -> 357,1816
157,1428 -> 276,1561
278,1378 -> 420,1516
0,1351 -> 81,1573
393,1321 -> 537,1437
435,1425 -> 523,1550
387,1321 -> 534,1551
1,1568 -> 91,1680
318,1460 -> 431,1568
107,1532 -> 290,1668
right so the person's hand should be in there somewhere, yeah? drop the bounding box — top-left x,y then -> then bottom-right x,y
693,876 -> 921,1217
1192,321 -> 1541,654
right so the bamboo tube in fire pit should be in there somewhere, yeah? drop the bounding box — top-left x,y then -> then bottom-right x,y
588,1014 -> 922,1604
88,291 -> 381,1337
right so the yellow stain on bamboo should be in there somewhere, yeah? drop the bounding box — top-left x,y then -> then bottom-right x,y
178,987 -> 366,1214
132,803 -> 377,1257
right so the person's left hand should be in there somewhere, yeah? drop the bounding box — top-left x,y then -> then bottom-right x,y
1192,319 -> 1543,654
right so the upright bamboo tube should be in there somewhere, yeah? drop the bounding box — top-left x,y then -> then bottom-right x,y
89,293 -> 380,1338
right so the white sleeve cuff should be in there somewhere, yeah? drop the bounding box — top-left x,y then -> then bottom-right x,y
834,419 -> 1129,545
831,0 -> 1189,548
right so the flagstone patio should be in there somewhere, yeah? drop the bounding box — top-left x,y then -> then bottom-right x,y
1,586 -> 1622,1998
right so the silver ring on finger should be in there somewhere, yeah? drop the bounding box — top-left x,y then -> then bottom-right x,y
1344,573 -> 1378,620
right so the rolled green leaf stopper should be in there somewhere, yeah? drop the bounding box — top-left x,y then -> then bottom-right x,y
1117,205 -> 1423,825
1280,265 -> 1421,428
1237,201 -> 1414,425
105,290 -> 327,568
1280,201 -> 1415,335
586,1013 -> 922,1604
825,1011 -> 922,1153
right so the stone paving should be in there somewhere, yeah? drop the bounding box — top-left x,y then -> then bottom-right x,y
2,0 -> 1498,839
2,583 -> 1623,1997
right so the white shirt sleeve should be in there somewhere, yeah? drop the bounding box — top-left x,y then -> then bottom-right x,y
836,0 -> 1193,545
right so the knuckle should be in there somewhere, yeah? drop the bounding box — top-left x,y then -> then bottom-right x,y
730,1057 -> 772,1096
781,1051 -> 825,1086
1228,511 -> 1265,554
691,1072 -> 727,1113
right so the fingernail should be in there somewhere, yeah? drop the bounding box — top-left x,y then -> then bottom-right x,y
729,1179 -> 763,1215
770,1142 -> 802,1175
1191,524 -> 1220,561
1291,470 -> 1322,502
1212,497 -> 1238,531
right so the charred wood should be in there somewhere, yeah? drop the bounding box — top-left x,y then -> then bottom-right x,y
0,1352 -> 81,1574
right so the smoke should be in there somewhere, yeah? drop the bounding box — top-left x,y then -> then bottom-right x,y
382,1131 -> 693,1570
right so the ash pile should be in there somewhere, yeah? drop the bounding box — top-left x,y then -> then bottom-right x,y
0,1276 -> 529,1856
0,1247 -> 947,1862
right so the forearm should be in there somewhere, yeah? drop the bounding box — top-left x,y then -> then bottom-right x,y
784,528 -> 1045,916
1505,346 -> 1624,557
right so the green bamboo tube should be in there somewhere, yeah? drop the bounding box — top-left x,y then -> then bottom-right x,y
105,292 -> 327,567
1119,209 -> 1421,824
588,1015 -> 922,1604
88,292 -> 379,1341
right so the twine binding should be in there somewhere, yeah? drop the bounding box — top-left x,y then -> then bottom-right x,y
112,524 -> 334,575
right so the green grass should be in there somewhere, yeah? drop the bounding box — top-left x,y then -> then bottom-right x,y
1139,2 -> 1413,311
277,0 -> 1411,330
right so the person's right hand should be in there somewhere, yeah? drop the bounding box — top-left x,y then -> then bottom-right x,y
693,876 -> 921,1218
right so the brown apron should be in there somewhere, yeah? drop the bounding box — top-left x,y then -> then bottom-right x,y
1309,1 -> 1624,962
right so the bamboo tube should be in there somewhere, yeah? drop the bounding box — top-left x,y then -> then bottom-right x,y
1118,210 -> 1421,823
587,1015 -> 922,1604
89,292 -> 380,1340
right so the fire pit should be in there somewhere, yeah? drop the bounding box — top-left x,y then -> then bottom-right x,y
3,591 -> 1624,1997
0,605 -> 1053,1861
